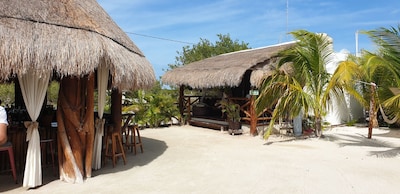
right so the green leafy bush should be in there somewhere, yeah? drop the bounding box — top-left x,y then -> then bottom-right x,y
123,81 -> 180,128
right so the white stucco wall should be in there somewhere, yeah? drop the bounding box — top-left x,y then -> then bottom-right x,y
324,49 -> 364,125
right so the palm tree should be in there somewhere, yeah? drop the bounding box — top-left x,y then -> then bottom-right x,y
330,25 -> 400,139
256,30 -> 341,138
366,26 -> 400,125
335,51 -> 397,138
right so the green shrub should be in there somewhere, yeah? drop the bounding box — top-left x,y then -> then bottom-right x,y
123,81 -> 180,128
346,119 -> 357,126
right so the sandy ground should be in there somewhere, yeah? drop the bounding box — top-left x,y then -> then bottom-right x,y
1,124 -> 400,194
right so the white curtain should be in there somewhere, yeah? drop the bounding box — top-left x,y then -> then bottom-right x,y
18,69 -> 50,188
92,64 -> 109,170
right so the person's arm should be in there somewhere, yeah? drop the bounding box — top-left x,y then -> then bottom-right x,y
0,105 -> 8,146
0,123 -> 7,146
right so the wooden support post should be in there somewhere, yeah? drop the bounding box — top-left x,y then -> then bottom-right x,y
187,97 -> 191,122
249,95 -> 258,136
111,89 -> 122,132
85,74 -> 95,178
57,74 -> 95,183
179,86 -> 184,124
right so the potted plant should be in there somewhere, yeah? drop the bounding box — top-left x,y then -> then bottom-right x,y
217,99 -> 242,134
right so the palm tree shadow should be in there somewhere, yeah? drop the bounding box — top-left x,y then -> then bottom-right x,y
324,133 -> 389,147
323,133 -> 400,158
264,136 -> 310,145
369,148 -> 400,158
373,128 -> 400,138
264,138 -> 294,145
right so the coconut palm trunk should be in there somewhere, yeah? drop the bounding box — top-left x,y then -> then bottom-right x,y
368,83 -> 378,138
315,116 -> 322,137
57,74 -> 95,183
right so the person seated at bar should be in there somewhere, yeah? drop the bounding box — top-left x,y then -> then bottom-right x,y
0,100 -> 8,146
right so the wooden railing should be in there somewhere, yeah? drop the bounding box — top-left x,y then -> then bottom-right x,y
228,97 -> 272,126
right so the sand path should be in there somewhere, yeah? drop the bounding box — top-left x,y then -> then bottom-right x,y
1,125 -> 400,193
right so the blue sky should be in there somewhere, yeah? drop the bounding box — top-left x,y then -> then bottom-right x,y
97,0 -> 400,79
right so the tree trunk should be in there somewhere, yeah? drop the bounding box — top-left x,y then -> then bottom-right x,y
368,83 -> 378,139
57,74 -> 95,183
314,116 -> 322,137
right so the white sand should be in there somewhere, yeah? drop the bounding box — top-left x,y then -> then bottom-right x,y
1,125 -> 400,194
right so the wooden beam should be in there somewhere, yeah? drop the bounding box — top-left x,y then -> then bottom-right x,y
111,88 -> 122,132
249,95 -> 258,136
84,74 -> 95,178
179,86 -> 184,124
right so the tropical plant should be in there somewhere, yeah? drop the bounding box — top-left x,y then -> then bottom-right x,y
256,30 -> 342,138
123,81 -> 180,128
335,51 -> 397,134
46,81 -> 60,107
0,83 -> 15,106
0,81 -> 59,108
365,25 -> 400,125
330,26 -> 400,138
217,98 -> 241,122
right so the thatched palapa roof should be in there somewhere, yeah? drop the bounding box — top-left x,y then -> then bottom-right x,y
0,0 -> 155,90
162,41 -> 295,89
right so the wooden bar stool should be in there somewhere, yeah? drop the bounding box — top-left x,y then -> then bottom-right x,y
0,142 -> 17,183
40,139 -> 55,174
39,126 -> 56,175
104,125 -> 126,167
125,125 -> 143,155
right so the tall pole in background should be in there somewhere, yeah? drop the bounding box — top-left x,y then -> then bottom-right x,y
286,0 -> 289,41
355,30 -> 359,57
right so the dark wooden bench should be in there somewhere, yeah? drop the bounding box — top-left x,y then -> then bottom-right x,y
189,117 -> 229,131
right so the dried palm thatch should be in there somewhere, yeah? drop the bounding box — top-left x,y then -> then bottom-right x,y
0,0 -> 155,90
162,41 -> 295,89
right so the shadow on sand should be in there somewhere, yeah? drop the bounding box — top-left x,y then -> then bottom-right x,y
263,133 -> 315,146
323,133 -> 400,158
92,136 -> 167,176
0,136 -> 167,192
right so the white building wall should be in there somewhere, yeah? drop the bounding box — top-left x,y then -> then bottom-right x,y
324,49 -> 364,125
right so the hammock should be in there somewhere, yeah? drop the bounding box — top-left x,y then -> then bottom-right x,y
374,85 -> 399,124
378,104 -> 399,124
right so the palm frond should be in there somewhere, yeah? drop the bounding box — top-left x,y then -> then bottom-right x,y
260,30 -> 335,138
324,60 -> 365,106
381,94 -> 400,122
365,26 -> 400,78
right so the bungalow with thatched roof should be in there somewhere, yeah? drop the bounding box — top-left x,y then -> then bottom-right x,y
0,0 -> 155,188
162,41 -> 295,135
